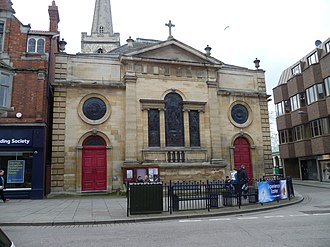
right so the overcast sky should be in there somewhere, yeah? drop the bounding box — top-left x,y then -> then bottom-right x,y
12,0 -> 330,96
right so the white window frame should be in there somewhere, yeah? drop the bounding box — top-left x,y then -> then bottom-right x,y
291,64 -> 301,76
326,42 -> 330,54
0,22 -> 4,51
307,52 -> 319,66
290,94 -> 300,111
325,77 -> 330,96
0,71 -> 13,109
27,37 -> 45,53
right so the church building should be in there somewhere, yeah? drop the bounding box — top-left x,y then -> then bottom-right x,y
51,0 -> 272,193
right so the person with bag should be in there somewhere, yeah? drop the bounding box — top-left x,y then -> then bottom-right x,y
237,164 -> 249,200
0,169 -> 10,203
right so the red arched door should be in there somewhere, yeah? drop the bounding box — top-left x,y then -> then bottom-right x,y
233,137 -> 252,180
82,136 -> 107,191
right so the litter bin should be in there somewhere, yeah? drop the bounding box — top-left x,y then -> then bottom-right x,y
129,182 -> 163,215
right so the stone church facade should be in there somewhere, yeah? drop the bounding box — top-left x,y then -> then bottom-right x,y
51,0 -> 272,193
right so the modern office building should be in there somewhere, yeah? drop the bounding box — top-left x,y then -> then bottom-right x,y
273,37 -> 330,182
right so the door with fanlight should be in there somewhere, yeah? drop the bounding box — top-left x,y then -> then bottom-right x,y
82,136 -> 107,191
233,137 -> 252,180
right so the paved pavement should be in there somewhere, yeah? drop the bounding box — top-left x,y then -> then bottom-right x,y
0,180 -> 329,226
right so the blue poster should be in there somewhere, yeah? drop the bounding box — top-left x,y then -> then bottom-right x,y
7,160 -> 25,183
279,180 -> 288,200
258,180 -> 281,203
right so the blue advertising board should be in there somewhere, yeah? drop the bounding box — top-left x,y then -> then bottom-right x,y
7,160 -> 25,183
258,180 -> 287,203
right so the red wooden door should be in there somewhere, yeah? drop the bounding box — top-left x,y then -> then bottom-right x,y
82,146 -> 107,191
233,137 -> 252,180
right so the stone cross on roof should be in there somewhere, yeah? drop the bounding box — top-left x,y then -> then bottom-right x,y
165,20 -> 175,39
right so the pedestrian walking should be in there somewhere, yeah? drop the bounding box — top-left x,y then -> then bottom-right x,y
0,169 -> 10,203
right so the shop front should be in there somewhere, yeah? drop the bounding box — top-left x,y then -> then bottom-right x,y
0,127 -> 46,199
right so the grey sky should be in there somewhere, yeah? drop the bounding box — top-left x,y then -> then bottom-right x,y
12,0 -> 330,96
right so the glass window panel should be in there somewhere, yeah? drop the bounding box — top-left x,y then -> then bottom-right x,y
165,93 -> 184,147
326,42 -> 330,53
37,39 -> 44,53
189,110 -> 200,147
28,38 -> 36,52
325,77 -> 330,96
316,83 -> 324,100
148,109 -> 160,147
0,151 -> 33,188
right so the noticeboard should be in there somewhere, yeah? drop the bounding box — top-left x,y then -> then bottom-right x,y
7,160 -> 25,183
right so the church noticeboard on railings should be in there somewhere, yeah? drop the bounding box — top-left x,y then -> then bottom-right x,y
7,160 -> 25,183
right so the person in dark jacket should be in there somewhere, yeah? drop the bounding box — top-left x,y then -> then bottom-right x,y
0,169 -> 9,203
237,164 -> 249,199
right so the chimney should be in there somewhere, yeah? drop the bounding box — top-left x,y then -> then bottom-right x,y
0,0 -> 15,13
48,0 -> 60,32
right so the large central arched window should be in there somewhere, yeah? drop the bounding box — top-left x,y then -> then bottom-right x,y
165,93 -> 184,147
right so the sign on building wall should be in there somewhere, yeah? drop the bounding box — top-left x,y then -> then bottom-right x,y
0,130 -> 33,147
7,160 -> 25,183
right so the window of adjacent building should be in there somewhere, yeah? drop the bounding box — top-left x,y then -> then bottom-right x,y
307,52 -> 319,66
148,109 -> 160,147
306,83 -> 324,105
326,42 -> 330,54
279,129 -> 293,144
0,72 -> 10,108
0,23 -> 4,51
290,94 -> 300,111
275,100 -> 290,116
291,64 -> 301,76
325,77 -> 330,96
310,118 -> 330,137
27,37 -> 45,53
293,125 -> 304,141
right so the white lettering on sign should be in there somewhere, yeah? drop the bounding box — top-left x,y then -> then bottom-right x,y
0,139 -> 31,145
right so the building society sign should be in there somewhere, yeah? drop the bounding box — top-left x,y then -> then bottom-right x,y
0,130 -> 33,146
0,139 -> 31,145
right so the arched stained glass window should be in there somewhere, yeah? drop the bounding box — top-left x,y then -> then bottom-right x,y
83,136 -> 106,146
148,109 -> 160,147
189,110 -> 200,147
165,93 -> 184,147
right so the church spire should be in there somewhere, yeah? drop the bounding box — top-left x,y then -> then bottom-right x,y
81,0 -> 120,53
91,0 -> 113,35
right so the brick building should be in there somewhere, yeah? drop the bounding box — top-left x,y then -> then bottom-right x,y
273,37 -> 330,182
0,0 -> 60,198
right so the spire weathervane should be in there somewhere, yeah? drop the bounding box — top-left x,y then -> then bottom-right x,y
165,20 -> 175,39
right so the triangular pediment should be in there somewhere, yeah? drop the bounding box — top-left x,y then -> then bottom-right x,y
122,39 -> 223,66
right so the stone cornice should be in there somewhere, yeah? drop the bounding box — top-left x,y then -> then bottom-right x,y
218,89 -> 270,98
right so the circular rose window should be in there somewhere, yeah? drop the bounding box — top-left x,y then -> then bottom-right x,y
231,104 -> 249,124
82,97 -> 107,120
